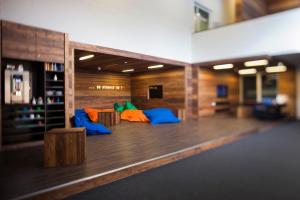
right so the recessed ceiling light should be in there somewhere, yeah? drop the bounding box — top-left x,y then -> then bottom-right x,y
238,68 -> 257,75
79,54 -> 94,61
122,69 -> 134,73
148,64 -> 164,69
97,67 -> 102,71
244,59 -> 269,67
124,61 -> 128,64
213,64 -> 234,70
266,65 -> 287,73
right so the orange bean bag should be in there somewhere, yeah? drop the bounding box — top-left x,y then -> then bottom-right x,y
84,108 -> 114,123
121,110 -> 149,122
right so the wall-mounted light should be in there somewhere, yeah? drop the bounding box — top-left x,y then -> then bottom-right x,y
122,69 -> 135,73
238,68 -> 257,75
213,64 -> 234,70
79,54 -> 94,61
266,65 -> 287,73
148,64 -> 164,69
244,59 -> 269,67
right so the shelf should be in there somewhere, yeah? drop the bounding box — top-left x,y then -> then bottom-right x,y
47,116 -> 65,120
45,71 -> 64,73
46,123 -> 65,127
15,124 -> 45,129
47,103 -> 64,105
46,95 -> 64,97
15,117 -> 45,122
46,80 -> 64,82
16,110 -> 45,114
47,110 -> 65,113
46,86 -> 64,89
4,104 -> 44,107
3,131 -> 45,137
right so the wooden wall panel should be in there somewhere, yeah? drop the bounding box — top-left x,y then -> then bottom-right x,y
2,20 -> 64,63
278,68 -> 297,117
198,69 -> 239,117
131,69 -> 185,110
236,0 -> 267,21
267,0 -> 300,13
2,21 -> 37,61
75,71 -> 131,109
36,28 -> 65,63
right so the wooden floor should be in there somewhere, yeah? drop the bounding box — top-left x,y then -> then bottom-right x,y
0,116 -> 274,200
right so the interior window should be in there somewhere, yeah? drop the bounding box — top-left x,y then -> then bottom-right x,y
262,74 -> 277,98
243,76 -> 256,103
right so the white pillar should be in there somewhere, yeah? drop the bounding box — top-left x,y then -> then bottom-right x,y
297,67 -> 300,120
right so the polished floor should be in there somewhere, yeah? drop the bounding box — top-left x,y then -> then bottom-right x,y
0,116 -> 272,200
68,121 -> 300,200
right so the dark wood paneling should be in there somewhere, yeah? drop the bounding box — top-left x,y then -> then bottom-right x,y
75,49 -> 182,73
198,69 -> 239,117
278,67 -> 296,117
2,20 -> 64,63
236,0 -> 267,21
2,21 -> 37,61
75,71 -> 131,109
71,42 -> 189,67
266,0 -> 300,13
131,69 -> 185,110
0,117 -> 275,200
36,28 -> 64,63
0,20 -> 2,151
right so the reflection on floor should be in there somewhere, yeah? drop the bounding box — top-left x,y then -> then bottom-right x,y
0,116 -> 275,200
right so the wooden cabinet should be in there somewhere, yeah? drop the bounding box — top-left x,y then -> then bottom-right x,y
2,21 -> 64,63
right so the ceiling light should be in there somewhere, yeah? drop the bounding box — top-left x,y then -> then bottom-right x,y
79,54 -> 94,61
148,64 -> 164,69
124,61 -> 128,64
213,64 -> 234,70
244,59 -> 269,67
266,65 -> 287,73
122,69 -> 134,73
238,68 -> 257,75
97,67 -> 102,71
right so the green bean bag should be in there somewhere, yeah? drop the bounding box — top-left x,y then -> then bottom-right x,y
124,100 -> 137,110
114,102 -> 125,112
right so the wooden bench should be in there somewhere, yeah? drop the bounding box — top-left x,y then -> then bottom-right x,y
44,128 -> 86,167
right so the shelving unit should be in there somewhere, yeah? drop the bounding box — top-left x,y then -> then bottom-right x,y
0,20 -> 67,149
44,63 -> 65,132
1,60 -> 66,145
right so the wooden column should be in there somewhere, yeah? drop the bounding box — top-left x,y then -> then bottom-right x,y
0,20 -> 2,151
64,33 -> 74,128
65,37 -> 75,127
297,67 -> 300,120
185,65 -> 198,119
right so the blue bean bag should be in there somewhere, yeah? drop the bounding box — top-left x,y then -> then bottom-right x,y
74,109 -> 112,135
143,108 -> 181,125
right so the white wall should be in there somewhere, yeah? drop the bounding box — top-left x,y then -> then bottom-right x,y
0,0 -> 193,62
192,8 -> 300,63
297,67 -> 300,119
